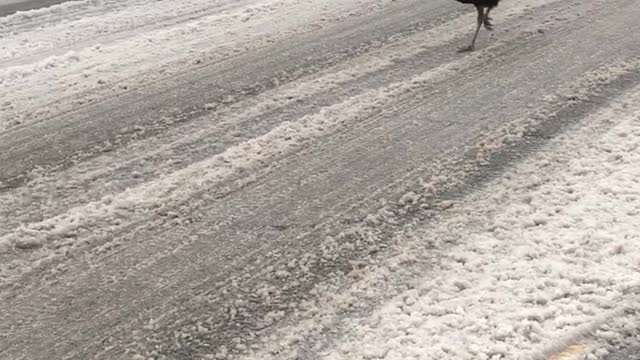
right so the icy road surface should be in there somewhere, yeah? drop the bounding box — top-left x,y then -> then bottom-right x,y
0,0 -> 67,17
0,0 -> 639,359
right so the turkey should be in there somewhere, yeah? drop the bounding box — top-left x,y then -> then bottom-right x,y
456,0 -> 501,52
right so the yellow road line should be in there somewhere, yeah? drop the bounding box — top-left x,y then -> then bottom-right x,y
547,342 -> 587,360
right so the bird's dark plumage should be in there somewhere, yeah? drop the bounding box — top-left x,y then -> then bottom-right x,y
456,0 -> 500,7
455,0 -> 501,52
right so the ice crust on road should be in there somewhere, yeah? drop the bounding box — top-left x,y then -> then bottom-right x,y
245,86 -> 640,360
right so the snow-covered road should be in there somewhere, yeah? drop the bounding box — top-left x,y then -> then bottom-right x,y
0,0 -> 639,359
